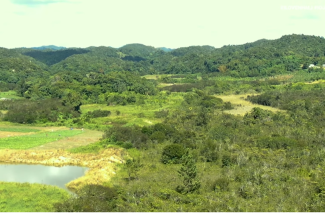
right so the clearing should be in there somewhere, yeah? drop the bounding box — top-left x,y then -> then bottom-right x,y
216,94 -> 285,116
32,129 -> 103,150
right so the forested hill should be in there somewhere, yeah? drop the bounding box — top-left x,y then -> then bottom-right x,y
2,34 -> 325,77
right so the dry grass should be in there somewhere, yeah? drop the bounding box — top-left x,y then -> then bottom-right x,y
270,74 -> 294,81
216,94 -> 285,116
305,79 -> 325,84
0,147 -> 124,191
142,75 -> 160,80
32,129 -> 103,150
0,126 -> 66,138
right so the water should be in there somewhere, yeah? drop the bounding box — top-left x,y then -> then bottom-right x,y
0,164 -> 88,192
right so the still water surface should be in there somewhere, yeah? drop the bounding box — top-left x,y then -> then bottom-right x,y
0,164 -> 88,191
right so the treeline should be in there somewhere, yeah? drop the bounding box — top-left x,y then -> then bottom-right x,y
0,98 -> 80,124
15,71 -> 157,103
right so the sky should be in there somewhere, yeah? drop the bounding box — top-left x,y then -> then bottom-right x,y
1,0 -> 325,49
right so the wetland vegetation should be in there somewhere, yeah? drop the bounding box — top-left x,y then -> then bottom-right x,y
1,34 -> 325,211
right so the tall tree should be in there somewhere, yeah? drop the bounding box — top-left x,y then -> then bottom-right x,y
176,149 -> 201,194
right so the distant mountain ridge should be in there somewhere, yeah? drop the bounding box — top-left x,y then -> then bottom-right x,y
2,34 -> 325,77
31,45 -> 66,51
158,47 -> 174,52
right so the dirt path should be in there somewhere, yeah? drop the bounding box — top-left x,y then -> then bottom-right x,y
32,129 -> 103,150
215,94 -> 285,116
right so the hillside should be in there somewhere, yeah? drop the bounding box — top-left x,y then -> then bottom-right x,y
1,34 -> 325,91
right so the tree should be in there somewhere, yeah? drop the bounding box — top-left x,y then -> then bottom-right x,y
176,149 -> 201,194
125,158 -> 142,180
218,65 -> 227,73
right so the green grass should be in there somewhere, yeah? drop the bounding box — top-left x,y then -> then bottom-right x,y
0,91 -> 23,100
68,140 -> 112,154
0,130 -> 82,150
81,93 -> 184,127
0,127 -> 40,133
0,182 -> 70,212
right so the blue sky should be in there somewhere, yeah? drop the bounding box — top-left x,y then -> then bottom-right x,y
1,0 -> 325,49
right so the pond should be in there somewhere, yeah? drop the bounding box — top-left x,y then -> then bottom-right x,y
0,164 -> 88,192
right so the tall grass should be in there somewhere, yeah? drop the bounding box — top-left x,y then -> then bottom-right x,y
0,182 -> 70,212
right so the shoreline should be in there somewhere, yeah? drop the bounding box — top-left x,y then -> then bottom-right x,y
0,148 -> 124,191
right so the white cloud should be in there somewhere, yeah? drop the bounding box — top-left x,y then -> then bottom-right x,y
1,0 -> 325,49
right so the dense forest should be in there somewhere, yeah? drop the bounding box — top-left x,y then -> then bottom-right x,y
2,34 -> 325,212
0,34 -> 325,102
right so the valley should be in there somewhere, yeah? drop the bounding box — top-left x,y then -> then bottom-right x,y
1,34 -> 325,212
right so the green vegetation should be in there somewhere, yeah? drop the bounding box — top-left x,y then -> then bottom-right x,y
0,182 -> 70,212
0,127 -> 40,133
0,91 -> 22,99
54,83 -> 325,211
0,130 -> 82,150
3,34 -> 325,212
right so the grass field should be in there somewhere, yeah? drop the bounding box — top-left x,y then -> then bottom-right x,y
0,127 -> 40,133
0,130 -> 82,150
0,91 -> 23,100
33,129 -> 103,150
216,94 -> 285,116
81,94 -> 183,127
0,182 -> 70,212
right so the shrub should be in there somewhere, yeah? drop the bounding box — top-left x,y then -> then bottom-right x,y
161,144 -> 186,164
86,110 -> 111,118
256,136 -> 300,149
221,152 -> 237,167
213,177 -> 230,192
154,109 -> 169,118
150,131 -> 166,143
137,113 -> 145,118
223,102 -> 233,110
103,125 -> 149,149
122,142 -> 133,149
199,139 -> 219,162
54,185 -> 118,212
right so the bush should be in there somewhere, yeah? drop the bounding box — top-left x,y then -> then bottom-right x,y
122,142 -> 133,149
86,110 -> 111,118
256,136 -> 300,149
221,152 -> 237,167
154,109 -> 169,118
54,185 -> 118,212
103,125 -> 149,149
161,144 -> 186,164
199,139 -> 219,162
213,177 -> 230,192
223,102 -> 233,110
150,131 -> 166,143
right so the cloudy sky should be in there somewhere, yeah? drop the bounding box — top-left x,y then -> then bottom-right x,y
1,0 -> 325,49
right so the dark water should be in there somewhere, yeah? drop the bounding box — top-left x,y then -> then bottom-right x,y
0,164 -> 88,192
